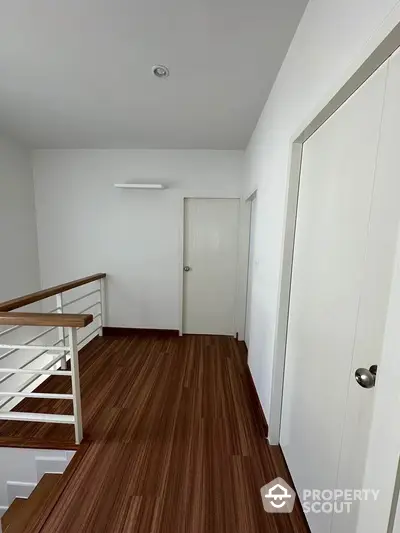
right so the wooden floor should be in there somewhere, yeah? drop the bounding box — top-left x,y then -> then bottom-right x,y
0,335 -> 309,533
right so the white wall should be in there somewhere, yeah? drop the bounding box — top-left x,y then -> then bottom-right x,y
0,137 -> 40,301
0,136 -> 52,407
32,149 -> 244,331
243,0 -> 400,421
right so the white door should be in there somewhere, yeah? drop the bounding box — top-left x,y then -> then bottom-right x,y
245,195 -> 257,348
281,50 -> 400,533
356,47 -> 400,533
183,198 -> 239,335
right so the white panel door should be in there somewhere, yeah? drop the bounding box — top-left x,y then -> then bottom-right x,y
183,198 -> 239,335
281,54 -> 400,533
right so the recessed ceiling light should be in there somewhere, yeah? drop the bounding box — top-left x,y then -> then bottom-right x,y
152,65 -> 170,79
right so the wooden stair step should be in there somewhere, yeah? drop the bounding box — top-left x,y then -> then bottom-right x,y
2,474 -> 62,533
1,498 -> 27,531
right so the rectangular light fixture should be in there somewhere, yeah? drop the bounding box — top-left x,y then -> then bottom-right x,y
114,183 -> 166,190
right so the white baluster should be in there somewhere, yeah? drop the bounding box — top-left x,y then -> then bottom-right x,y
56,292 -> 67,369
99,277 -> 107,336
68,328 -> 83,444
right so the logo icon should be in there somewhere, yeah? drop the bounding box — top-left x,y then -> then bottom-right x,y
261,477 -> 296,513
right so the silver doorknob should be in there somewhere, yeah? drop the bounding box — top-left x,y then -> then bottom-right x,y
183,266 -> 191,272
355,365 -> 377,389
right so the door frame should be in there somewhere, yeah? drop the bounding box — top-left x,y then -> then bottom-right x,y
244,190 -> 257,348
270,14 -> 400,533
178,196 -> 242,336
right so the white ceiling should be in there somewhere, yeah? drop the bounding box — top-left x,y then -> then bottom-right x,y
0,0 -> 307,149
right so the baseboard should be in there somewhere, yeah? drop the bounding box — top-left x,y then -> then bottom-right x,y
237,339 -> 248,364
7,481 -> 36,503
35,456 -> 69,479
242,353 -> 269,440
103,327 -> 179,337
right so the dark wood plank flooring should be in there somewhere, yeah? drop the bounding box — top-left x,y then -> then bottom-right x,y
0,335 -> 309,532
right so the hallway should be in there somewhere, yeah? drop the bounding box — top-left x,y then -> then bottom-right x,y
0,335 -> 309,532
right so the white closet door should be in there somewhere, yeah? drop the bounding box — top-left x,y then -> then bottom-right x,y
281,59 -> 391,533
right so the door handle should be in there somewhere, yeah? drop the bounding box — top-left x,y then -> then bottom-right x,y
183,266 -> 191,272
355,365 -> 377,389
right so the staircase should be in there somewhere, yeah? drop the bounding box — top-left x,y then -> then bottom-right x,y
2,474 -> 61,532
0,273 -> 107,446
0,447 -> 75,533
0,274 -> 108,532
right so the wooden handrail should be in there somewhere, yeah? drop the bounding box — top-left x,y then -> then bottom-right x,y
0,273 -> 106,312
0,275 -> 104,443
0,312 -> 93,328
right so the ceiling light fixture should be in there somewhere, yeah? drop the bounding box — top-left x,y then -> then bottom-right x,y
152,65 -> 170,79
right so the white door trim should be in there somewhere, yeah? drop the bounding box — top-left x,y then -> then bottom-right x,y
246,189 -> 257,203
270,13 -> 400,447
244,190 -> 257,347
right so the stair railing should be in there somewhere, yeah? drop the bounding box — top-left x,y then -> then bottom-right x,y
0,273 -> 107,444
